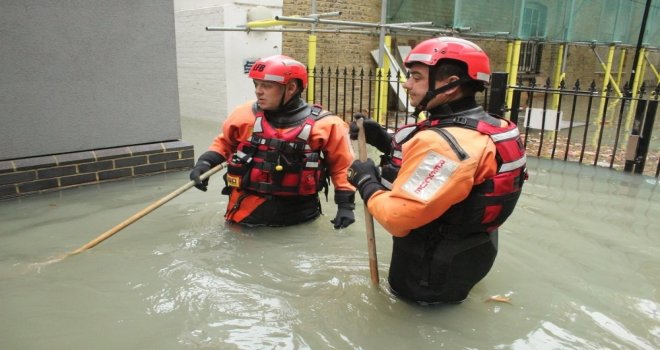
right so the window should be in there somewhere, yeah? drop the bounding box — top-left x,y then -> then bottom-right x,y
519,2 -> 547,74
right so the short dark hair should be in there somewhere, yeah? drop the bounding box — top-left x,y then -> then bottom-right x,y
434,59 -> 485,95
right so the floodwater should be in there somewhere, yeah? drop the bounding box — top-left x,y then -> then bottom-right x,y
1,117 -> 659,350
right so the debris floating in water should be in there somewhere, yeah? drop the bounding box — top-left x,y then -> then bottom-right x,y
485,295 -> 512,304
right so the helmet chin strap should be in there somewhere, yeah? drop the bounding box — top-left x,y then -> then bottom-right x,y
411,76 -> 471,117
274,82 -> 302,111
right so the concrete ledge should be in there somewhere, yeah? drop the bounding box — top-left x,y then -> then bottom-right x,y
0,141 -> 195,200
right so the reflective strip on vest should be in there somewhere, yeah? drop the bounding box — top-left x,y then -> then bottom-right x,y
491,127 -> 520,142
253,116 -> 264,133
298,124 -> 312,141
499,154 -> 527,173
394,125 -> 417,144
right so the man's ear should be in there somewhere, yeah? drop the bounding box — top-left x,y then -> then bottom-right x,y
284,81 -> 300,98
444,76 -> 462,95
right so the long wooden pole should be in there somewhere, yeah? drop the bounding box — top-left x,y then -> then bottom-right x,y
357,119 -> 379,285
38,163 -> 226,265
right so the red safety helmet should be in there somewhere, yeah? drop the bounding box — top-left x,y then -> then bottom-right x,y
404,37 -> 491,84
248,55 -> 308,89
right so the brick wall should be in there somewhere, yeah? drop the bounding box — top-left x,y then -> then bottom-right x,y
282,0 -> 382,69
0,141 -> 194,200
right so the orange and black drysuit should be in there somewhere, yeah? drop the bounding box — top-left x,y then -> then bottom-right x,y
363,98 -> 526,303
207,99 -> 355,227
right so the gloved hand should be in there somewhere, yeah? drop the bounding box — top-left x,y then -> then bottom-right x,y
348,113 -> 393,154
189,151 -> 225,191
331,190 -> 355,229
348,159 -> 386,203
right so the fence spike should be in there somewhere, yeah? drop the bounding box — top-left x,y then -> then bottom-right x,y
545,77 -> 551,88
559,78 -> 566,90
639,82 -> 647,97
589,80 -> 597,92
574,79 -> 581,91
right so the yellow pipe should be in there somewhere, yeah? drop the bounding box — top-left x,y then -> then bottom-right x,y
551,43 -> 565,109
644,52 -> 659,82
375,35 -> 392,123
246,19 -> 298,29
593,44 -> 616,141
638,53 -> 648,92
306,34 -> 317,103
505,41 -> 513,75
625,47 -> 646,132
631,47 -> 646,98
505,39 -> 521,114
593,46 -> 623,97
616,48 -> 626,88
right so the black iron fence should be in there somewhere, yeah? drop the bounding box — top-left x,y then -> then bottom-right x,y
308,67 -> 659,178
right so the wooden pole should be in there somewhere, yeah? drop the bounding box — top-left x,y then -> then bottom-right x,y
37,163 -> 226,265
357,119 -> 379,285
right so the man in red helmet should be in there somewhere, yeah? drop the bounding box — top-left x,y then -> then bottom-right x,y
348,37 -> 527,303
190,55 -> 356,228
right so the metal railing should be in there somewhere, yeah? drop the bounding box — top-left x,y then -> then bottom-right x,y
509,78 -> 659,177
308,67 -> 659,177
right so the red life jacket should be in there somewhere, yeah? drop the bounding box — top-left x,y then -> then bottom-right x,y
225,105 -> 328,196
381,107 -> 527,234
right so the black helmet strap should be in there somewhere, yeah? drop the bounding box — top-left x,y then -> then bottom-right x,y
412,75 -> 472,117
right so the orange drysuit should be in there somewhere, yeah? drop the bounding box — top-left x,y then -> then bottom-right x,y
369,124 -> 499,236
208,101 -> 355,224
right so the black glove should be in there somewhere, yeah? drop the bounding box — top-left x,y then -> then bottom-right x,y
348,114 -> 393,154
348,159 -> 386,203
331,190 -> 355,229
189,151 -> 225,191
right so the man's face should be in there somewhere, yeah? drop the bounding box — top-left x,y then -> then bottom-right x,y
403,63 -> 458,110
253,79 -> 285,110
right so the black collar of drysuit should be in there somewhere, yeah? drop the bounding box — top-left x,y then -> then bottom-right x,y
426,96 -> 479,119
260,96 -> 310,128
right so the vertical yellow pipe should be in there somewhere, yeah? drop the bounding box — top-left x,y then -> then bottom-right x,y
306,34 -> 317,104
631,47 -> 646,98
551,43 -> 565,110
625,47 -> 646,131
375,35 -> 392,123
505,39 -> 521,113
616,48 -> 626,88
505,41 -> 513,75
637,52 -> 648,92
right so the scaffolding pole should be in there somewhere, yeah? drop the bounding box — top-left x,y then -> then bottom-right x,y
506,39 -> 521,113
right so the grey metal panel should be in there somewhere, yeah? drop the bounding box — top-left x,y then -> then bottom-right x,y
0,0 -> 181,160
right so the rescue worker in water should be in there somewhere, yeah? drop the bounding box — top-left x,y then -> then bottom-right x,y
190,55 -> 356,228
348,37 -> 527,303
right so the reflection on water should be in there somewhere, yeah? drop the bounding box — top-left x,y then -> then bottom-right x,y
1,157 -> 659,349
